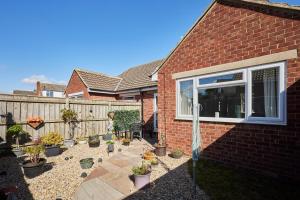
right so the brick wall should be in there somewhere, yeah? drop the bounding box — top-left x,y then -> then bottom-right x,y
65,71 -> 117,100
65,71 -> 90,99
158,1 -> 300,179
141,91 -> 155,133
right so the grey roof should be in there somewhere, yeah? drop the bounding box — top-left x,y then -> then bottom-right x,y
75,59 -> 163,92
75,69 -> 121,91
13,90 -> 37,96
117,59 -> 164,91
40,83 -> 66,92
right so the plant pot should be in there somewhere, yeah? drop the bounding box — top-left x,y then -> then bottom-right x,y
44,145 -> 60,157
123,142 -> 130,146
103,134 -> 113,141
134,172 -> 151,189
88,135 -> 100,148
144,152 -> 155,160
154,145 -> 166,157
79,158 -> 94,169
64,139 -> 75,147
171,152 -> 183,159
107,144 -> 114,152
12,148 -> 24,157
22,158 -> 46,178
88,141 -> 100,148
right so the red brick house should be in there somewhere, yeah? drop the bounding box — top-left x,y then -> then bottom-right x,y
155,0 -> 300,179
65,60 -> 163,133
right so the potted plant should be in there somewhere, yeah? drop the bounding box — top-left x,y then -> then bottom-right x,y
22,145 -> 46,178
61,108 -> 78,147
154,133 -> 167,156
103,133 -> 113,141
77,137 -> 87,144
7,125 -> 25,157
122,138 -> 130,146
150,159 -> 159,169
170,148 -> 183,159
132,162 -> 151,189
143,151 -> 155,161
88,134 -> 100,147
79,158 -> 94,169
41,132 -> 63,157
106,140 -> 114,152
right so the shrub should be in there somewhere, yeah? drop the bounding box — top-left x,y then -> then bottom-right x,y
41,132 -> 63,146
132,163 -> 151,175
25,145 -> 44,164
106,140 -> 115,145
61,108 -> 78,139
171,148 -> 183,158
113,110 -> 140,132
7,124 -> 24,148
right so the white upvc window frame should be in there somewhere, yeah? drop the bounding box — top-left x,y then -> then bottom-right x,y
247,62 -> 286,124
175,61 -> 287,125
176,77 -> 194,120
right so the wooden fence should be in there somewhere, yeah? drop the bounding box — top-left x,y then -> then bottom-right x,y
0,94 -> 141,141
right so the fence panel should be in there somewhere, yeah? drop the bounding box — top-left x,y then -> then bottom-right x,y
0,94 -> 141,141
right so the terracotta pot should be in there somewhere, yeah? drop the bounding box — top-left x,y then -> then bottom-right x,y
154,145 -> 166,157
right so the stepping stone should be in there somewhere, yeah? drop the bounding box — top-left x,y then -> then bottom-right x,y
76,178 -> 124,200
98,172 -> 133,195
84,167 -> 109,182
108,157 -> 130,168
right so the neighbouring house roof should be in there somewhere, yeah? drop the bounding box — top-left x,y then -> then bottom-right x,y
74,59 -> 163,93
117,59 -> 164,91
152,0 -> 300,76
13,90 -> 37,96
39,83 -> 66,92
75,69 -> 122,92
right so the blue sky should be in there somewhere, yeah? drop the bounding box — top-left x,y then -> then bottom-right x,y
0,0 -> 298,93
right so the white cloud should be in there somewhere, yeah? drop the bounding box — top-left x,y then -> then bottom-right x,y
21,74 -> 66,85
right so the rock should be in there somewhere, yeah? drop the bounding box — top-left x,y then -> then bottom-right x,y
118,148 -> 122,152
98,158 -> 102,163
80,172 -> 87,178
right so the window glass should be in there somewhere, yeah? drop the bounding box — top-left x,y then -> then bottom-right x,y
251,67 -> 278,118
199,72 -> 243,85
198,86 -> 245,118
46,91 -> 54,97
179,80 -> 193,115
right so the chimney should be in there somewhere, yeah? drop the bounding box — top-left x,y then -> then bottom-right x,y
36,81 -> 41,96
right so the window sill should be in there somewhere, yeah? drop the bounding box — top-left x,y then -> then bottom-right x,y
175,116 -> 287,126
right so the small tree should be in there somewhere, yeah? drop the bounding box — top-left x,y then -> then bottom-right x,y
61,108 -> 78,140
7,124 -> 24,149
24,145 -> 44,164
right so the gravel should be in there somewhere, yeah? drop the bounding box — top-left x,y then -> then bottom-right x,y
0,140 -> 125,200
126,153 -> 209,200
1,139 -> 209,200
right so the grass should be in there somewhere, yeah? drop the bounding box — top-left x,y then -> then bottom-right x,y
188,159 -> 299,200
